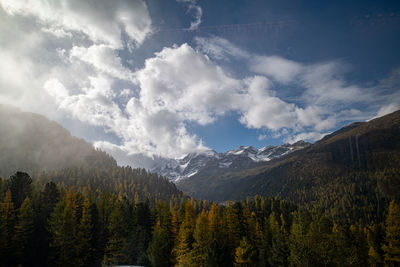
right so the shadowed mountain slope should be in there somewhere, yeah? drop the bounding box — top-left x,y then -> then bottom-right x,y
178,110 -> 400,217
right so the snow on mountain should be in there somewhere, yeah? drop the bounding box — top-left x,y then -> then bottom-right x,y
151,141 -> 310,182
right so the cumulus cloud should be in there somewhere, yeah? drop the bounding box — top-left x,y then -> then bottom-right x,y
69,45 -> 134,81
177,0 -> 203,30
250,56 -> 303,83
2,0 -> 397,167
47,42 -> 338,159
0,0 -> 152,48
0,0 -> 151,117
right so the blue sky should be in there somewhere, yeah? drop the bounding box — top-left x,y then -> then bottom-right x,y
0,0 -> 399,166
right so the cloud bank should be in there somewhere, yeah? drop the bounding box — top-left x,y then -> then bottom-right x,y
0,2 -> 399,168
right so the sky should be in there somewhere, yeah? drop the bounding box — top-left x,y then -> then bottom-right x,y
0,0 -> 400,168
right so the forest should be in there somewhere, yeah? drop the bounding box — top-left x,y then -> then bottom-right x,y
0,169 -> 399,267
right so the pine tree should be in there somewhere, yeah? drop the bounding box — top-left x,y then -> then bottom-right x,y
206,204 -> 232,267
103,203 -> 126,266
148,223 -> 173,267
148,202 -> 173,267
9,171 -> 32,209
191,210 -> 212,266
367,223 -> 384,266
224,202 -> 242,256
383,200 -> 400,266
307,214 -> 334,266
174,201 -> 196,266
14,197 -> 34,266
76,198 -> 94,266
234,237 -> 256,267
268,213 -> 289,267
0,189 -> 16,265
48,198 -> 77,266
288,210 -> 314,267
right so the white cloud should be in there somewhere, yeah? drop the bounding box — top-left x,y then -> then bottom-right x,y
93,141 -> 156,169
285,131 -> 328,144
0,0 -> 152,48
0,0 -> 150,118
301,62 -> 368,105
2,0 -> 398,169
238,76 -> 298,130
136,44 -> 240,125
123,44 -> 337,156
251,55 -> 303,83
195,36 -> 250,60
375,102 -> 400,118
70,44 -> 134,81
50,43 -> 332,159
258,134 -> 267,141
177,0 -> 202,30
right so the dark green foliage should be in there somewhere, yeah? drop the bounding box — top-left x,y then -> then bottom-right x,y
9,171 -> 32,209
148,226 -> 173,267
0,173 -> 399,267
48,198 -> 77,266
103,202 -> 126,265
383,200 -> 400,266
0,189 -> 16,266
14,197 -> 35,265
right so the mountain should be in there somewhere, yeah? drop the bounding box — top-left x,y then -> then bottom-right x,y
151,140 -> 310,182
0,105 -> 182,203
0,105 -> 117,178
177,110 -> 400,211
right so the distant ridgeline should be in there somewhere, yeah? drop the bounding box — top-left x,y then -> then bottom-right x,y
178,110 -> 400,216
0,105 -> 399,266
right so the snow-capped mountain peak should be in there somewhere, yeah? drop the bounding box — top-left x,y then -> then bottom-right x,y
151,141 -> 310,182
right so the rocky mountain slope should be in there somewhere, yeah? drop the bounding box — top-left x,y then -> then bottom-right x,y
151,141 -> 310,182
177,110 -> 400,203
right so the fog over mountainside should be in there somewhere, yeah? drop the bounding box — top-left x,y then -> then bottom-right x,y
0,105 -> 116,177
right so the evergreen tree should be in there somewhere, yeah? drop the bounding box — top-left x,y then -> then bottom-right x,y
267,212 -> 290,267
48,198 -> 77,266
307,214 -> 334,266
174,201 -> 196,266
103,203 -> 126,266
148,224 -> 173,267
224,202 -> 242,258
288,210 -> 314,267
0,189 -> 16,265
9,171 -> 32,209
383,200 -> 400,266
148,202 -> 173,267
191,210 -> 212,266
234,237 -> 256,267
367,223 -> 385,266
76,198 -> 94,266
14,197 -> 35,266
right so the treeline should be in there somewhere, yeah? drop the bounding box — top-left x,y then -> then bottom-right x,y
1,172 -> 400,266
34,164 -> 183,204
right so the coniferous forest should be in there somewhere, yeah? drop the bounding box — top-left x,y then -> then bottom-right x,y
2,0 -> 400,265
0,168 -> 399,267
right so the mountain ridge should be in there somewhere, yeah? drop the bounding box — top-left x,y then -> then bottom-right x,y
151,140 -> 310,182
177,110 -> 400,202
